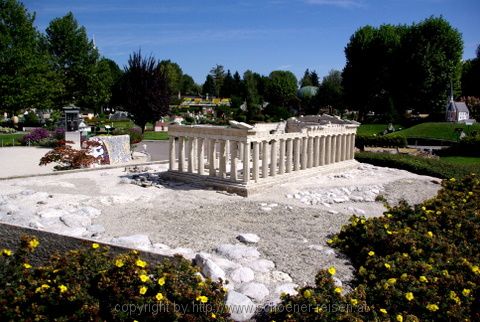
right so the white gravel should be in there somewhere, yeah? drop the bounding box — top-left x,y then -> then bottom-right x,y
0,162 -> 441,313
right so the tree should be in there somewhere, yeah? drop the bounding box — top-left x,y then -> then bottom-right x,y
159,60 -> 183,97
202,75 -> 216,97
114,51 -> 169,132
316,70 -> 344,111
209,64 -> 226,97
0,0 -> 61,114
342,17 -> 463,120
461,44 -> 480,97
265,70 -> 298,108
300,69 -> 313,87
310,71 -> 320,87
46,12 -> 111,111
220,70 -> 235,98
180,74 -> 198,96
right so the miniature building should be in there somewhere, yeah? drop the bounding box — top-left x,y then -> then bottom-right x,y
164,115 -> 359,196
446,96 -> 470,123
63,104 -> 81,149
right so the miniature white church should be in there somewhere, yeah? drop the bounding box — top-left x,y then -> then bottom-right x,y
446,94 -> 470,123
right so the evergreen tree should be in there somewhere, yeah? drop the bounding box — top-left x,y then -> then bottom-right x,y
202,75 -> 216,97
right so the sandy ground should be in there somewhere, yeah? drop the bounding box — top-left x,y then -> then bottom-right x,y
0,162 -> 441,289
0,147 -> 55,178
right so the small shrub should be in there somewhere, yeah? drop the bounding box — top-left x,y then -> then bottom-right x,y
0,236 -> 231,321
0,126 -> 16,133
438,135 -> 480,157
20,128 -> 50,145
39,141 -> 103,170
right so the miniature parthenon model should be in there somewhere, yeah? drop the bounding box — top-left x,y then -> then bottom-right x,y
164,115 -> 359,196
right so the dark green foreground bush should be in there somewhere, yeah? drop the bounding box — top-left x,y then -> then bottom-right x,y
355,135 -> 407,150
355,151 -> 480,179
0,239 -> 230,321
267,174 -> 479,321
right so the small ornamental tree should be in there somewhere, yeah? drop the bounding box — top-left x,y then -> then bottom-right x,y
39,140 -> 102,170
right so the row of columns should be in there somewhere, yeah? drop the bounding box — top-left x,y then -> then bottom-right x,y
169,133 -> 356,183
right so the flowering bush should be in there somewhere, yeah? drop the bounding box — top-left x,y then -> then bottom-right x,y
0,236 -> 231,321
0,126 -> 16,133
268,174 -> 479,321
20,128 -> 50,145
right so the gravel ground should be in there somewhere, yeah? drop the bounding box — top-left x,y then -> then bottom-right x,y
0,162 -> 441,290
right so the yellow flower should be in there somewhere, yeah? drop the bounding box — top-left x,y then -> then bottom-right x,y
421,206 -> 426,211
462,289 -> 471,296
442,270 -> 449,277
328,266 -> 336,275
450,291 -> 461,304
211,313 -> 216,319
334,287 -> 342,294
58,285 -> 68,293
387,278 -> 397,285
155,292 -> 164,301
368,251 -> 375,256
350,298 -> 358,306
29,239 -> 39,249
427,231 -> 433,238
359,266 -> 367,275
136,259 -> 147,268
419,276 -> 428,283
139,274 -> 149,282
196,295 -> 208,303
380,308 -> 387,314
401,273 -> 408,280
386,230 -> 393,235
314,307 -> 323,313
402,253 -> 409,258
115,259 -> 124,268
386,213 -> 392,218
327,239 -> 333,244
468,191 -> 473,196
360,219 -> 366,224
426,303 -> 439,312
23,263 -> 32,269
92,243 -> 100,249
158,277 -> 166,286
396,314 -> 404,322
384,263 -> 391,269
449,177 -> 456,182
2,249 -> 12,256
471,265 -> 479,274
139,286 -> 148,295
303,289 -> 313,298
35,284 -> 50,293
435,211 -> 442,215
405,292 -> 414,301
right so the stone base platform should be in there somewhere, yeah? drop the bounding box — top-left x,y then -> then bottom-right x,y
161,160 -> 359,197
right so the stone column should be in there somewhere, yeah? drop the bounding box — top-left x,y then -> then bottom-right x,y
319,136 -> 326,166
279,139 -> 285,175
197,138 -> 205,175
239,143 -> 244,163
314,136 -> 320,167
169,136 -> 176,171
331,135 -> 337,164
178,136 -> 185,172
307,137 -> 314,168
252,141 -> 260,182
286,138 -> 293,173
243,141 -> 250,183
325,135 -> 331,165
270,140 -> 277,176
301,137 -> 308,170
336,135 -> 343,162
219,140 -> 228,178
230,141 -> 238,181
351,134 -> 356,159
188,138 -> 194,173
208,139 -> 216,176
262,141 -> 269,178
345,134 -> 351,160
293,138 -> 300,171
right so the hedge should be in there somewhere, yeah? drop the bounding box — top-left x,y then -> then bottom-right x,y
437,136 -> 480,157
355,152 -> 479,179
355,135 -> 407,150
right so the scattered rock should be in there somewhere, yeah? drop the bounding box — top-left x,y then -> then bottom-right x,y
270,270 -> 293,283
216,244 -> 261,261
237,233 -> 260,244
195,253 -> 226,281
86,224 -> 105,236
244,259 -> 275,273
111,234 -> 152,250
226,291 -> 256,321
61,214 -> 91,228
229,267 -> 255,284
239,282 -> 269,302
275,283 -> 298,296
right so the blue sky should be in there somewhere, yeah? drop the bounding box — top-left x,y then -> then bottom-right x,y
24,0 -> 480,84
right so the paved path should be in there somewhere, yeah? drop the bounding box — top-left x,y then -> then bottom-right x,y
0,147 -> 55,178
135,140 -> 170,161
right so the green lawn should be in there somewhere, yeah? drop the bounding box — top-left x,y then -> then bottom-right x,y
142,131 -> 169,140
440,156 -> 480,165
357,124 -> 403,136
0,132 -> 25,147
386,122 -> 480,141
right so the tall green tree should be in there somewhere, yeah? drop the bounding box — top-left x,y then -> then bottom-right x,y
209,64 -> 226,97
299,69 -> 313,87
461,45 -> 480,97
46,12 -> 110,111
316,70 -> 344,111
0,0 -> 61,114
113,51 -> 169,132
265,70 -> 298,108
202,75 -> 216,97
159,60 -> 183,97
220,70 -> 235,98
180,74 -> 198,96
